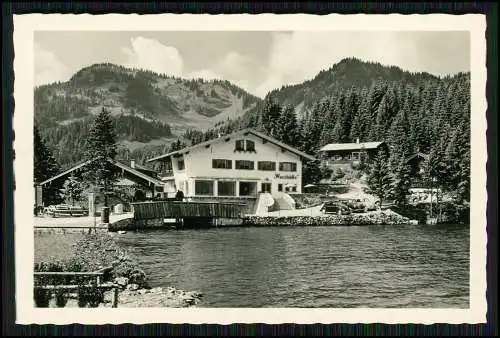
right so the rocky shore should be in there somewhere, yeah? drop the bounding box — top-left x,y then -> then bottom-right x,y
242,209 -> 411,227
34,231 -> 203,308
105,286 -> 203,308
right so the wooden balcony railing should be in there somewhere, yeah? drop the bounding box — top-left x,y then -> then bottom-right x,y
160,169 -> 174,178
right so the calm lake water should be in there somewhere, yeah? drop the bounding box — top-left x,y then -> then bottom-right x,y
113,224 -> 469,308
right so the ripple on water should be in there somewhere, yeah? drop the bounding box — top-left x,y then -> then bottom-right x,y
113,224 -> 470,308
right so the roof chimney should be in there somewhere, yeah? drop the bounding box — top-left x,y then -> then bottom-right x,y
356,138 -> 360,144
130,160 -> 136,168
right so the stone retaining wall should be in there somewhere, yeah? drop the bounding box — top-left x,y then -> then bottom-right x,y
243,210 -> 410,227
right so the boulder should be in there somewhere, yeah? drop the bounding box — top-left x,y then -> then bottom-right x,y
114,277 -> 129,287
127,283 -> 139,291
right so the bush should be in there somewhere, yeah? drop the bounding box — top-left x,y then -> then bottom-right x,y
34,289 -> 51,307
78,286 -> 104,308
55,289 -> 68,307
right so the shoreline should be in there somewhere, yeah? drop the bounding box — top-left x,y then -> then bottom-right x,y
108,209 -> 412,231
34,231 -> 203,308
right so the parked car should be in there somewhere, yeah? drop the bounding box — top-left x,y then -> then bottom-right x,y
320,201 -> 351,215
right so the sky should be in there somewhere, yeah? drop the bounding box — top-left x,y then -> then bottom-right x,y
34,31 -> 470,98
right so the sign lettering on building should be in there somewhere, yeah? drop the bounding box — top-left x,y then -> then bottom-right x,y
274,173 -> 297,180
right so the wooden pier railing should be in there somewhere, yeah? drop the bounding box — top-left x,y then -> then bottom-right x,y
131,201 -> 248,220
34,268 -> 119,308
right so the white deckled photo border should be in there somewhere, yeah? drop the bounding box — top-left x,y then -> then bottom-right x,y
13,13 -> 488,325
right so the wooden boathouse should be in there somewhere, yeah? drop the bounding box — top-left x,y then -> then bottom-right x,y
110,200 -> 248,230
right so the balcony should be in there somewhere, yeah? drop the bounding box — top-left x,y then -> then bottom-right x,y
160,169 -> 174,179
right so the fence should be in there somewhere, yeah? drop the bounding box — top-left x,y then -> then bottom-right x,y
33,268 -> 119,308
131,201 -> 248,220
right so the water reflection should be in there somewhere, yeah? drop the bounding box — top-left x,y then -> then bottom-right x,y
114,224 -> 469,308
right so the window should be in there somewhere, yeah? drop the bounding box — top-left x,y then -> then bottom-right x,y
334,155 -> 343,161
279,162 -> 297,172
261,183 -> 272,193
278,184 -> 283,192
195,180 -> 214,196
351,152 -> 360,161
177,160 -> 185,170
258,161 -> 276,171
235,160 -> 254,170
234,139 -> 256,152
218,181 -> 236,196
239,181 -> 257,196
246,140 -> 255,152
212,159 -> 232,169
235,140 -> 245,151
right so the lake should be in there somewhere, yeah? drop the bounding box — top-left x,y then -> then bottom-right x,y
113,224 -> 469,308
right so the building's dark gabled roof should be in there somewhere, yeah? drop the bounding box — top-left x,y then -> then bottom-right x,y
38,158 -> 164,187
38,160 -> 93,186
405,152 -> 430,163
319,141 -> 385,152
146,128 -> 317,163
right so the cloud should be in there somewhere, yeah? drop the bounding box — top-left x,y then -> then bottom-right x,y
122,36 -> 184,76
34,43 -> 71,86
185,51 -> 254,93
215,52 -> 252,76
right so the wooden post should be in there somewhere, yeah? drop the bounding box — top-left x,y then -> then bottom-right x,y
112,288 -> 118,308
88,192 -> 95,217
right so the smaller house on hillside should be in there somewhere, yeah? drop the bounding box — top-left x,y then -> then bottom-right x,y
318,139 -> 387,168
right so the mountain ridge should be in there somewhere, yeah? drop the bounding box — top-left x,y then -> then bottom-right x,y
34,58 -> 470,169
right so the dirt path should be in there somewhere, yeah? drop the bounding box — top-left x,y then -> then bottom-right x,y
34,212 -> 133,228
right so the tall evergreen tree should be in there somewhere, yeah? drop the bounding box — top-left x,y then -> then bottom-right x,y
366,148 -> 393,203
34,125 -> 61,184
390,155 -> 413,206
276,104 -> 301,146
260,97 -> 282,139
330,91 -> 350,143
300,101 -> 324,154
82,108 -> 118,207
34,125 -> 63,206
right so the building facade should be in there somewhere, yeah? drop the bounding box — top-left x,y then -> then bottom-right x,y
147,128 -> 316,200
318,140 -> 387,168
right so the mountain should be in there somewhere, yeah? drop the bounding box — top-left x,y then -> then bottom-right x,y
35,63 -> 261,131
266,57 -> 441,115
34,63 -> 262,168
35,58 -> 468,171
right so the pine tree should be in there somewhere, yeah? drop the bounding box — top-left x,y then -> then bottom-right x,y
276,104 -> 301,146
34,125 -> 61,184
302,159 -> 324,187
60,175 -> 84,206
82,108 -> 118,207
318,98 -> 337,146
260,97 -> 282,139
300,102 -> 324,154
330,91 -> 349,143
34,125 -> 64,206
390,155 -> 412,206
388,107 -> 412,169
366,149 -> 393,203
